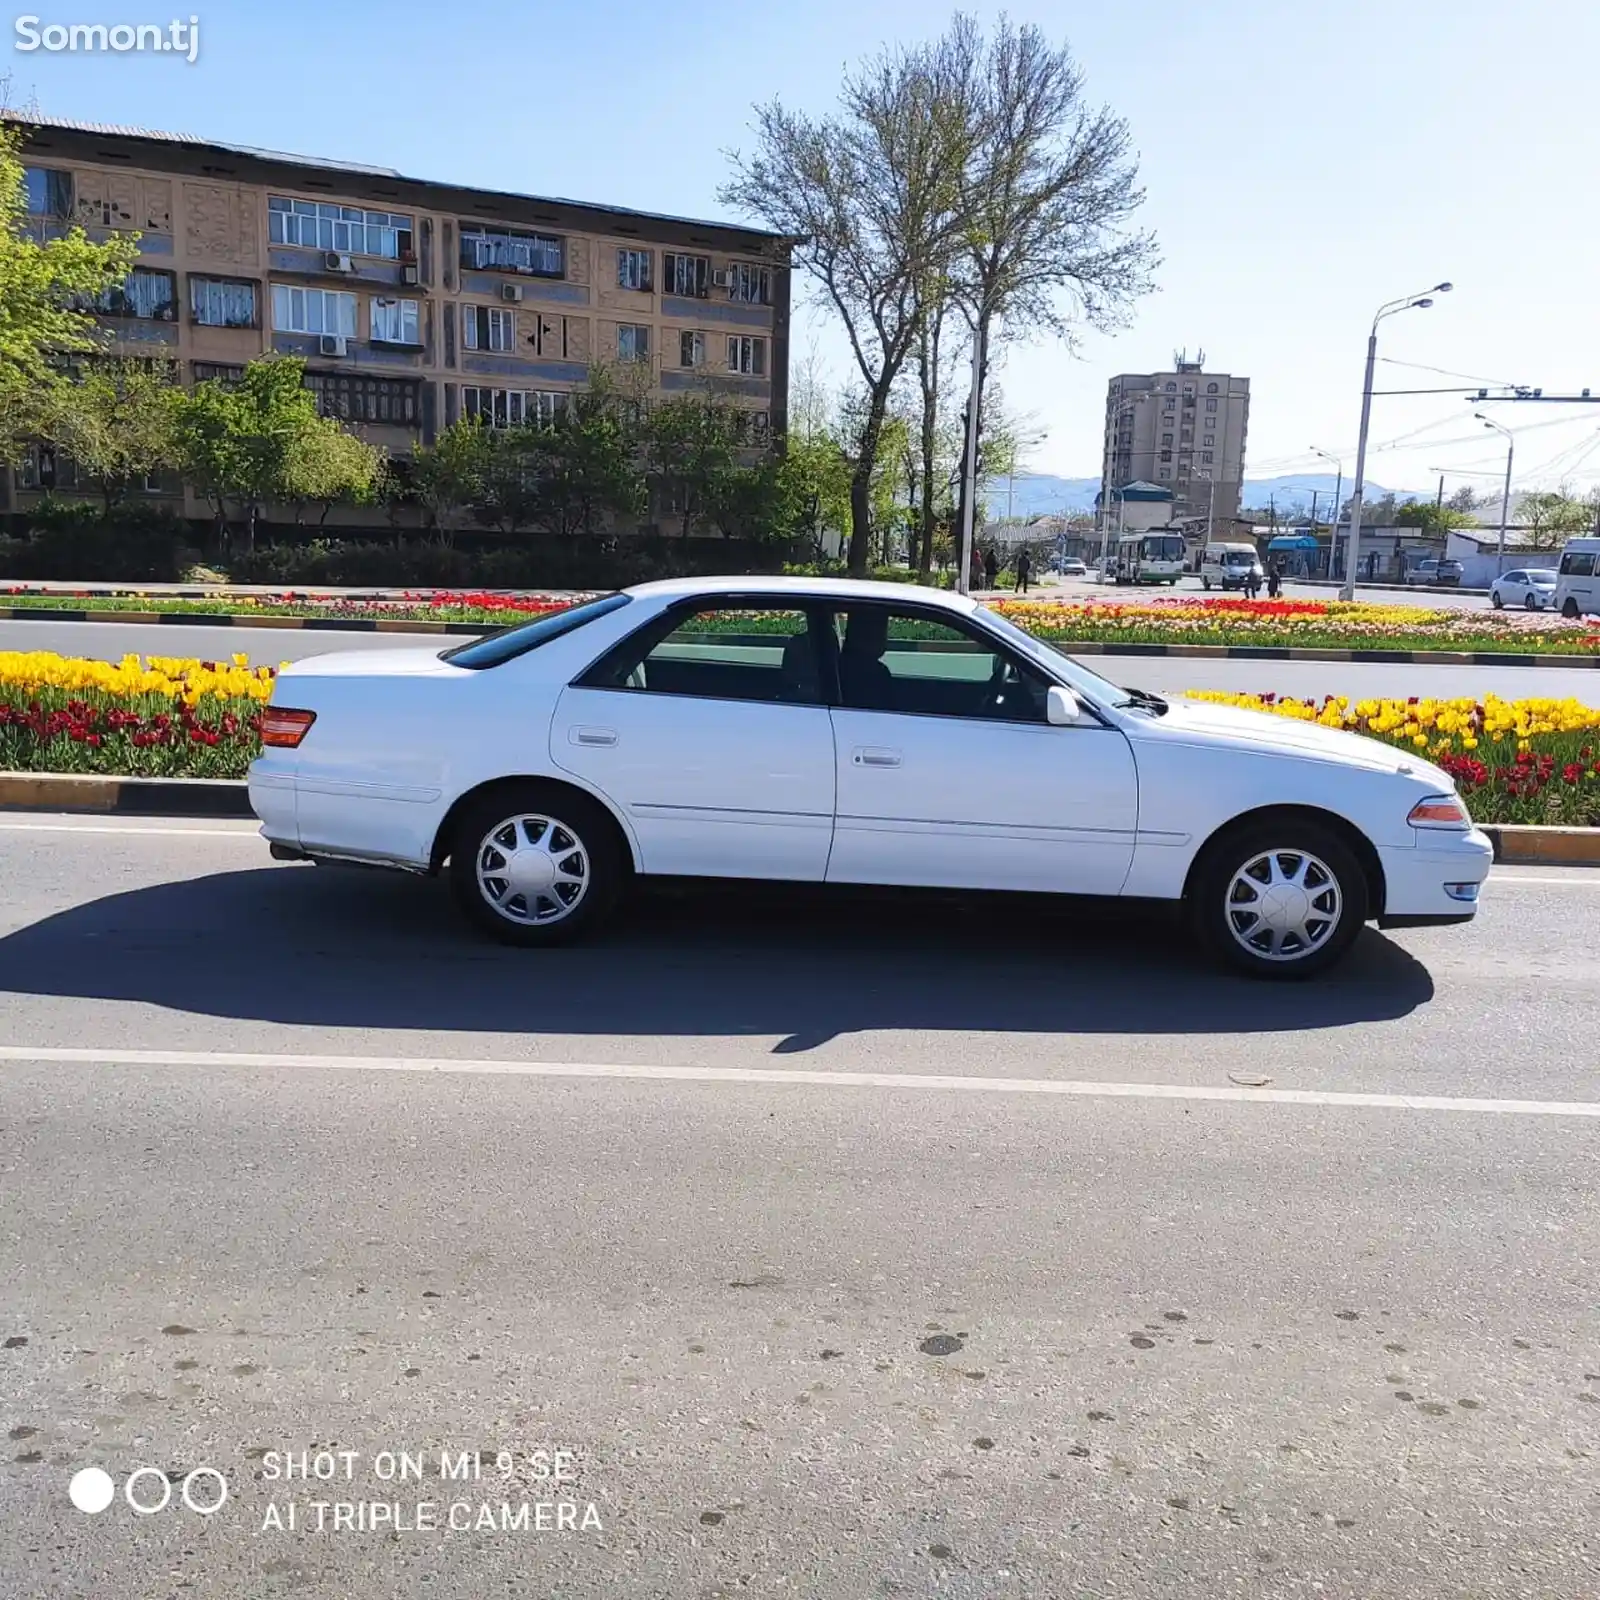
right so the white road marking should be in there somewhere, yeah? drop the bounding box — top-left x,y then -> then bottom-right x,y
1489,873 -> 1600,887
0,822 -> 258,837
0,1045 -> 1596,1118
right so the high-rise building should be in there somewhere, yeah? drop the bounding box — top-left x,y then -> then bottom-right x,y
1101,353 -> 1250,537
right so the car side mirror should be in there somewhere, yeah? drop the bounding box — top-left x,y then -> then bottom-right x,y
1047,685 -> 1083,726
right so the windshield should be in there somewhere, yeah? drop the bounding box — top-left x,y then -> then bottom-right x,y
1222,550 -> 1255,566
440,593 -> 631,668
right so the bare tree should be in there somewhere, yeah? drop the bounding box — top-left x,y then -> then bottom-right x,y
722,48 -> 971,572
941,14 -> 1158,551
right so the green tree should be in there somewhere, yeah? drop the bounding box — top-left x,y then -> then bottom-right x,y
410,416 -> 492,544
1394,501 -> 1477,534
1519,489 -> 1592,549
171,357 -> 372,550
33,357 -> 181,509
0,121 -> 139,438
284,423 -> 383,528
640,393 -> 745,538
776,425 -> 852,558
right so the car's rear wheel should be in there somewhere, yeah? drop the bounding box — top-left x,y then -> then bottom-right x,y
1202,576 -> 1211,589
1563,598 -> 1581,619
1190,820 -> 1368,979
449,785 -> 623,946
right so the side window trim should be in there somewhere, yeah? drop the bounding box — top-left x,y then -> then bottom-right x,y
571,596 -> 834,707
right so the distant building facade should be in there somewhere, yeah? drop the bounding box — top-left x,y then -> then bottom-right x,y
1101,353 -> 1250,538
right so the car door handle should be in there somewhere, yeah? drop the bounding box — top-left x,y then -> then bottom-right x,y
853,746 -> 902,767
571,726 -> 618,747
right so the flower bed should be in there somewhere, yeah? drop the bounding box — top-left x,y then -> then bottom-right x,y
0,652 -> 276,779
1186,691 -> 1600,826
4,588 -> 1600,655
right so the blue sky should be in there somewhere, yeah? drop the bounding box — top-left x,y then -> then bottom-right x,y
10,0 -> 1600,496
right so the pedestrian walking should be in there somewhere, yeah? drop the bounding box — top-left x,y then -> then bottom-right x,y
983,548 -> 998,590
1244,564 -> 1262,601
1016,549 -> 1033,594
1266,560 -> 1283,600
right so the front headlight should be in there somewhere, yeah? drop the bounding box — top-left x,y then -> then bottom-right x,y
1408,794 -> 1471,829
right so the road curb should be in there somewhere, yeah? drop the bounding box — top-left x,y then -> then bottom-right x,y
0,772 -> 252,817
2,604 -> 1599,666
1483,825 -> 1600,867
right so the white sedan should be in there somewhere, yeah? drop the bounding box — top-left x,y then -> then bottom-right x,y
249,578 -> 1492,978
1489,568 -> 1558,610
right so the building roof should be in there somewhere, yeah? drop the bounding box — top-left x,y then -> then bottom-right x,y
4,110 -> 795,246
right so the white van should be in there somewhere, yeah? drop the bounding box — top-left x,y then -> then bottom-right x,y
1555,537 -> 1600,618
1200,543 -> 1264,591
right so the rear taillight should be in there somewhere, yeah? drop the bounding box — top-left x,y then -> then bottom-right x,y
260,707 -> 316,748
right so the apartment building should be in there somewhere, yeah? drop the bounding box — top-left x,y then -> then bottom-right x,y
1101,355 -> 1250,536
3,113 -> 793,514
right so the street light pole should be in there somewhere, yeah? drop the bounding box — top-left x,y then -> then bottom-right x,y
1338,283 -> 1452,601
1476,413 -> 1514,575
1311,445 -> 1342,577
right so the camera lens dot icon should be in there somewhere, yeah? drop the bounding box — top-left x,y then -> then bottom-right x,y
69,1468 -> 116,1515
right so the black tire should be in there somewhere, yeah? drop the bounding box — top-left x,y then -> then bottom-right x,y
1202,576 -> 1212,590
1524,591 -> 1539,610
1563,598 -> 1581,619
1490,590 -> 1504,609
448,783 -> 625,947
1189,818 -> 1369,980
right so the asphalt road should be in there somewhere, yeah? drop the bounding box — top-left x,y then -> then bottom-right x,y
2,818 -> 1599,1599
5,616 -> 1599,703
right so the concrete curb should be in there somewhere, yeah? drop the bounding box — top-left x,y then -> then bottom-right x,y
2,771 -> 1597,867
1483,825 -> 1600,867
0,772 -> 252,817
2,603 -> 1598,667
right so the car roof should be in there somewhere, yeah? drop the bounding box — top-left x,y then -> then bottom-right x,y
621,575 -> 982,611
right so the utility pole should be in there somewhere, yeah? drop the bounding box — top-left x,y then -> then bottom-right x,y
955,322 -> 985,597
1435,474 -> 1445,510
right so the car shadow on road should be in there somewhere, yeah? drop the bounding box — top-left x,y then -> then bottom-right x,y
0,862 -> 1436,1047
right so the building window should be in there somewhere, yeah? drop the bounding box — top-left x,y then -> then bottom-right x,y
271,285 -> 358,337
1164,381 -> 1177,392
370,297 -> 421,346
459,225 -> 563,277
305,371 -> 421,426
617,249 -> 653,291
1202,434 -> 1215,447
189,277 -> 257,328
1205,397 -> 1218,411
1159,449 -> 1172,463
269,198 -> 413,259
462,305 -> 515,353
1158,468 -> 1172,480
664,252 -> 709,298
617,324 -> 650,363
191,361 -> 246,386
729,263 -> 771,304
1207,382 -> 1219,394
680,331 -> 705,368
97,267 -> 176,319
727,335 -> 766,376
460,386 -> 566,428
22,166 -> 73,218
1161,432 -> 1173,446
734,410 -> 771,444
1201,451 -> 1214,464
19,443 -> 78,489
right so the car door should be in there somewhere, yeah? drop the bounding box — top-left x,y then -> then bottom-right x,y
824,602 -> 1139,895
551,600 -> 836,880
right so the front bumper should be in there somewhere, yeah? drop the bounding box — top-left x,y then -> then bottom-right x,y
1375,826 -> 1494,926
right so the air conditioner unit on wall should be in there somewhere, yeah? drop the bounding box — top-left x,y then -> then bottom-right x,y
711,269 -> 733,289
318,334 -> 347,357
400,265 -> 420,287
324,252 -> 353,273
500,283 -> 523,303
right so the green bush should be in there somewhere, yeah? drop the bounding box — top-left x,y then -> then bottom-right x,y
0,502 -> 190,582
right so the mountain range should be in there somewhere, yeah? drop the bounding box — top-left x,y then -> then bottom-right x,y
988,473 -> 1425,519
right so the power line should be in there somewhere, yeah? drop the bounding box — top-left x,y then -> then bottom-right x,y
1377,357 -> 1522,387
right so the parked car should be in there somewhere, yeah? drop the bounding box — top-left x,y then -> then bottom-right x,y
1406,559 -> 1463,586
1555,537 -> 1600,618
1488,568 -> 1557,610
249,578 -> 1492,979
1060,558 -> 1087,577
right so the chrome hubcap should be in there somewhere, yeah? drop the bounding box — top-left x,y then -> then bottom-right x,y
1225,848 -> 1343,962
475,813 -> 590,926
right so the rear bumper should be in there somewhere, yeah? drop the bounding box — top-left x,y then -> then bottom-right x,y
1376,827 -> 1494,923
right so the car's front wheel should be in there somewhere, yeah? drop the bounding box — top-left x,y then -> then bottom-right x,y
1190,820 -> 1368,979
1490,589 -> 1504,609
1524,591 -> 1540,610
448,785 -> 624,946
